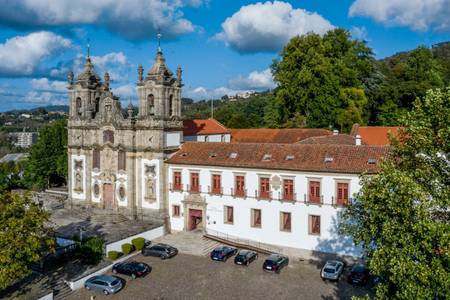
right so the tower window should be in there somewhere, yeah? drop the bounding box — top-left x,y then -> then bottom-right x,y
148,94 -> 154,115
169,94 -> 174,116
76,97 -> 82,116
93,149 -> 100,169
118,150 -> 126,171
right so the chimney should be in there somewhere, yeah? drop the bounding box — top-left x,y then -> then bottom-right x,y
355,135 -> 362,146
333,130 -> 339,136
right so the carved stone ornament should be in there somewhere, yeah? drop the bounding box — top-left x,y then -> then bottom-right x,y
145,165 -> 156,177
145,176 -> 156,202
74,159 -> 83,171
74,170 -> 83,193
271,175 -> 281,190
93,182 -> 100,197
118,185 -> 126,201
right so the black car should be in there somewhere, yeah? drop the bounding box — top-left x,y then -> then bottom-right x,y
263,254 -> 289,273
112,261 -> 151,279
347,264 -> 370,285
142,243 -> 178,259
234,250 -> 258,266
210,246 -> 237,262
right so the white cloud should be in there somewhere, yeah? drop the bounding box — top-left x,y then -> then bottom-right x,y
184,86 -> 243,100
229,68 -> 276,90
0,31 -> 72,77
349,0 -> 450,32
215,1 -> 334,52
350,26 -> 368,40
0,0 -> 203,40
30,78 -> 67,93
23,91 -> 66,105
112,83 -> 136,99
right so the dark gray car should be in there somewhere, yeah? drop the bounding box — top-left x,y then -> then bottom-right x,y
142,243 -> 178,259
84,275 -> 123,295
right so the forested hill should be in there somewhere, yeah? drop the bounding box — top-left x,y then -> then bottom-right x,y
183,37 -> 450,131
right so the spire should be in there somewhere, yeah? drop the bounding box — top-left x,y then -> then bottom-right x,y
76,39 -> 101,87
127,99 -> 134,118
87,38 -> 91,59
157,30 -> 162,54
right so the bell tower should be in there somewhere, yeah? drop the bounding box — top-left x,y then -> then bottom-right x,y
137,33 -> 182,120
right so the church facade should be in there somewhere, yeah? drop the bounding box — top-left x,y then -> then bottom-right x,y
67,47 -> 183,221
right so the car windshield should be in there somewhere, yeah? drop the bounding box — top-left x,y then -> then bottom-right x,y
352,265 -> 366,273
110,279 -> 119,286
136,263 -> 146,271
324,268 -> 336,273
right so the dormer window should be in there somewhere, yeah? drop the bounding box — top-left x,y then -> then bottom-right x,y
324,156 -> 334,163
285,155 -> 295,161
262,154 -> 272,161
209,153 -> 217,158
229,152 -> 238,159
367,158 -> 377,164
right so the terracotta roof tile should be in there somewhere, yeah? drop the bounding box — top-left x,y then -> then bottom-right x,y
298,134 -> 358,145
167,142 -> 390,174
231,128 -> 331,144
183,119 -> 230,136
352,126 -> 402,145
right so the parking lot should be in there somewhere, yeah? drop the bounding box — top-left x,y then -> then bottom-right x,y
68,251 -> 372,300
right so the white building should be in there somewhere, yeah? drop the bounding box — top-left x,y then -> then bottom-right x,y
9,131 -> 38,148
183,119 -> 231,142
166,142 -> 388,259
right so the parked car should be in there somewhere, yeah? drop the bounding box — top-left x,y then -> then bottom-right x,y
210,246 -> 237,262
84,275 -> 123,295
347,264 -> 370,285
320,260 -> 344,281
142,243 -> 178,259
234,250 -> 258,266
263,254 -> 289,273
112,261 -> 151,279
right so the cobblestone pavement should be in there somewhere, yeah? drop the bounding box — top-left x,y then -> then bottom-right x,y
152,230 -> 222,256
68,252 -> 372,300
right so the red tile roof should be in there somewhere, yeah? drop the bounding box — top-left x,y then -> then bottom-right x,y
167,142 -> 390,174
231,128 -> 331,144
183,119 -> 230,136
351,124 -> 402,145
298,134 -> 358,145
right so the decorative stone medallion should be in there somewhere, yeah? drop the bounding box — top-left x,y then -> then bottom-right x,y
271,175 -> 281,190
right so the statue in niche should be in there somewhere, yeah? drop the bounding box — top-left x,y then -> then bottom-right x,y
145,176 -> 156,202
74,160 -> 83,193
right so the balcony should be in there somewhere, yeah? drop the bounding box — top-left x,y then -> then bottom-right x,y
305,194 -> 323,205
187,184 -> 201,194
332,196 -> 350,207
280,192 -> 296,202
208,186 -> 223,195
231,188 -> 247,198
169,183 -> 183,192
256,190 -> 272,200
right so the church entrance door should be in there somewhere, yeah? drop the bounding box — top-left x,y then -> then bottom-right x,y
103,184 -> 114,209
188,209 -> 203,231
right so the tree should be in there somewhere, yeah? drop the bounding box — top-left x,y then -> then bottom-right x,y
340,88 -> 450,299
23,119 -> 67,190
0,192 -> 54,289
272,29 -> 375,129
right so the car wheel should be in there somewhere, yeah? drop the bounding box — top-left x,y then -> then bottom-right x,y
131,273 -> 136,279
161,255 -> 166,260
112,269 -> 117,274
103,290 -> 109,295
246,261 -> 249,266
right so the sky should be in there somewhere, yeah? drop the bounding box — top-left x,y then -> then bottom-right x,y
0,0 -> 449,112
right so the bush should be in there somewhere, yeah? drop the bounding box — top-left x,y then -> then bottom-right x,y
79,236 -> 104,265
121,243 -> 134,255
107,251 -> 122,260
131,237 -> 145,250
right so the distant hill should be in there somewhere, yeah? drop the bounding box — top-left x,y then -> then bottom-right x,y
4,105 -> 69,114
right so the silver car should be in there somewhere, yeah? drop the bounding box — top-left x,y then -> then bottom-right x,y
84,275 -> 123,295
320,260 -> 344,281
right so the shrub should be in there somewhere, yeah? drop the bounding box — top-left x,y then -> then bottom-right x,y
121,243 -> 134,255
107,251 -> 122,260
79,236 -> 104,265
131,237 -> 145,250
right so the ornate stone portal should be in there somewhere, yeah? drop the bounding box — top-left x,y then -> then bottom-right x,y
182,193 -> 207,232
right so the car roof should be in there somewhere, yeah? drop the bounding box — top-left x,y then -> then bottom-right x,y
325,260 -> 343,267
239,250 -> 251,255
91,275 -> 116,282
267,253 -> 284,260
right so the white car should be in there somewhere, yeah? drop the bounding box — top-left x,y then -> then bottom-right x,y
320,260 -> 344,281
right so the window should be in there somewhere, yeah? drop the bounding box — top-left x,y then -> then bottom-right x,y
173,171 -> 182,191
336,182 -> 349,205
224,206 -> 233,224
234,175 -> 245,197
283,179 -> 294,201
172,205 -> 180,217
148,94 -> 154,114
190,173 -> 199,192
211,174 -> 221,194
309,215 -> 321,235
259,177 -> 270,199
118,150 -> 126,171
309,181 -> 321,203
251,209 -> 261,228
76,97 -> 82,116
93,149 -> 100,169
169,95 -> 174,116
280,212 -> 291,232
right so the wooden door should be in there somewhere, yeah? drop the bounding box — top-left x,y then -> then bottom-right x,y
103,184 -> 114,209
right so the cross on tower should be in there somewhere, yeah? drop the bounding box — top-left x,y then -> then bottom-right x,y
87,38 -> 91,58
157,30 -> 162,53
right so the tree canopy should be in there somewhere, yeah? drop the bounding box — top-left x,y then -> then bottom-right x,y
23,119 -> 67,190
0,192 -> 54,289
340,88 -> 450,299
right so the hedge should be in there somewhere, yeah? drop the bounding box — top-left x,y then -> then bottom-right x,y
121,243 -> 135,255
131,237 -> 145,250
107,251 -> 122,260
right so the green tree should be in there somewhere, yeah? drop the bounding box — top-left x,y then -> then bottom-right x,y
23,120 -> 67,190
340,88 -> 450,299
272,28 -> 375,128
0,192 -> 54,289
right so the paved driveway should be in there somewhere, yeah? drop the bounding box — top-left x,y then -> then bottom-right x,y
68,252 -> 371,300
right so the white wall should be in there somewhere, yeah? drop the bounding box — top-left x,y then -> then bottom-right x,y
167,165 -> 362,257
105,226 -> 164,253
165,131 -> 182,147
183,133 -> 231,143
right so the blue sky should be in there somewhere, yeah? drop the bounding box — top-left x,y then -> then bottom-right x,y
0,0 -> 449,111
